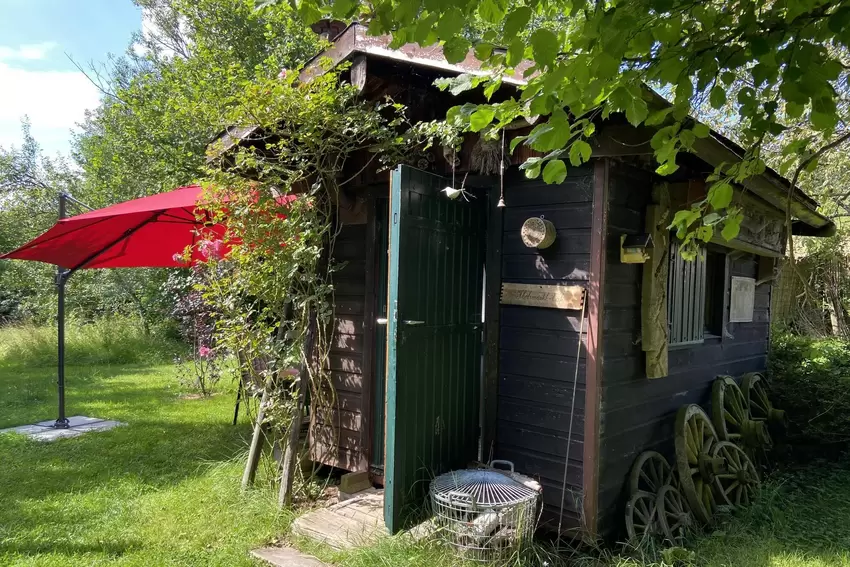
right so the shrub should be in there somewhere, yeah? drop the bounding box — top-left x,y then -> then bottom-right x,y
0,316 -> 183,367
768,334 -> 850,455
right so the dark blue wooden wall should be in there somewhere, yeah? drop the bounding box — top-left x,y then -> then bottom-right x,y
493,166 -> 594,531
597,162 -> 772,536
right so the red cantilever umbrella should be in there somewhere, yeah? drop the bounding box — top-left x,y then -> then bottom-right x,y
1,185 -> 231,428
2,185 -> 225,270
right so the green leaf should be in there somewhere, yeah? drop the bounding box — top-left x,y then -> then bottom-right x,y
478,0 -> 508,25
721,217 -> 741,241
692,123 -> 710,138
443,37 -> 471,64
583,123 -> 596,137
469,107 -> 496,132
703,212 -> 721,225
829,7 -> 850,34
510,135 -> 528,153
708,181 -> 733,209
475,42 -> 494,61
645,107 -> 673,126
569,140 -> 592,166
437,8 -> 464,39
503,7 -> 532,40
530,29 -> 560,69
625,96 -> 649,126
542,159 -> 568,184
506,37 -> 525,67
483,78 -> 502,101
709,86 -> 727,109
656,161 -> 679,175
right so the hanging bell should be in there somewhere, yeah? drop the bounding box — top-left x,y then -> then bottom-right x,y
497,196 -> 506,208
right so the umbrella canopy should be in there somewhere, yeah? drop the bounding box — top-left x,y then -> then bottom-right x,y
1,185 -> 224,270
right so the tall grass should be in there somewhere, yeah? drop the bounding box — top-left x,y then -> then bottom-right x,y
0,316 -> 184,367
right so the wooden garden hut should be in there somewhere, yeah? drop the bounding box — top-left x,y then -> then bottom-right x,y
221,23 -> 836,539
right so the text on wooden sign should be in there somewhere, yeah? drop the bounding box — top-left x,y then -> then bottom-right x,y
500,283 -> 585,310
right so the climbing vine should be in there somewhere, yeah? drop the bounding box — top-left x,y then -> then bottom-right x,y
183,68 -> 410,499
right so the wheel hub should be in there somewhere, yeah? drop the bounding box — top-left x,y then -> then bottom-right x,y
698,454 -> 725,482
740,419 -> 770,447
768,407 -> 787,426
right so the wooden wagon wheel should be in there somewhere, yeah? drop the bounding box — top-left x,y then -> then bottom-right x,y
629,451 -> 675,496
625,491 -> 657,545
741,372 -> 786,427
674,404 -> 724,525
710,441 -> 761,508
711,376 -> 772,451
656,485 -> 692,547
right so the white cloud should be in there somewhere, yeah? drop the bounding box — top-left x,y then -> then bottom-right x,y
0,59 -> 100,156
0,42 -> 58,62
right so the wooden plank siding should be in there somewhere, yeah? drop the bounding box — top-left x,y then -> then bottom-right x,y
493,166 -> 594,532
596,162 -> 772,537
310,223 -> 370,472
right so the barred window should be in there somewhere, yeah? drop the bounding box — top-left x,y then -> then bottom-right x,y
668,241 -> 726,346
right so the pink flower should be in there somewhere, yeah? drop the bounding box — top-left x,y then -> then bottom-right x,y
198,239 -> 225,261
172,252 -> 187,265
198,346 -> 213,359
278,68 -> 288,79
282,367 -> 299,376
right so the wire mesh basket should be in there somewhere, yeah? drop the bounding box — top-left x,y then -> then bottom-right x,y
430,460 -> 542,562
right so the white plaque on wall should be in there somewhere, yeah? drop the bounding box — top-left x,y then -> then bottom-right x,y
730,276 -> 756,323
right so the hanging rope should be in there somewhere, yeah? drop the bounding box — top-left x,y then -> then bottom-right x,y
497,129 -> 506,208
557,289 -> 588,541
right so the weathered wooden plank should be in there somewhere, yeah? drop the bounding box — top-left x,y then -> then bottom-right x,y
313,408 -> 363,431
502,175 -> 594,206
500,304 -> 584,332
503,205 -> 594,231
500,283 -> 585,310
502,229 -> 592,255
500,374 -> 587,408
499,350 -> 587,383
498,399 -> 586,434
500,326 -> 586,358
329,371 -> 363,394
334,298 -> 365,315
501,255 -> 592,281
331,332 -> 364,354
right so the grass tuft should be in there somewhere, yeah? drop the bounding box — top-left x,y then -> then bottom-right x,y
0,316 -> 183,368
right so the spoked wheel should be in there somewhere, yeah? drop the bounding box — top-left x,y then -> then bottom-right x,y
710,441 -> 760,508
741,372 -> 786,428
625,491 -> 657,545
712,376 -> 772,451
675,404 -> 723,525
656,485 -> 692,547
629,451 -> 675,495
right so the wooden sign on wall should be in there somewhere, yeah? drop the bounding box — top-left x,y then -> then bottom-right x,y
730,276 -> 756,323
500,283 -> 585,310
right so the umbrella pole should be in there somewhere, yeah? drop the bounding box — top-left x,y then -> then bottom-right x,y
55,193 -> 70,429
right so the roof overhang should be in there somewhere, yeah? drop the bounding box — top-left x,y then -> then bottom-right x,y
299,23 -> 531,85
218,24 -> 837,237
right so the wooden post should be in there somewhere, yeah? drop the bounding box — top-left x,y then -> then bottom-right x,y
278,319 -> 317,507
641,185 -> 670,379
242,386 -> 270,490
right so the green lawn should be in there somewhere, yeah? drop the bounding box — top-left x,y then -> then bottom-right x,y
0,361 -> 290,567
2,339 -> 850,567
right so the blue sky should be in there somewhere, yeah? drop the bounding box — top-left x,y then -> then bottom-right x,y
0,0 -> 143,156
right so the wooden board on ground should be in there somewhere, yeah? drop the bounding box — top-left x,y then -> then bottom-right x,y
291,491 -> 386,550
500,283 -> 585,310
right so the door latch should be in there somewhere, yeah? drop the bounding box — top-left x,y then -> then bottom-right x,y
402,320 -> 425,326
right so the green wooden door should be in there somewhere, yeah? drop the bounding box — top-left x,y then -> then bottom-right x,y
384,165 -> 486,534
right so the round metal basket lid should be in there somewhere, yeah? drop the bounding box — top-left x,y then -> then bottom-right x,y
431,469 -> 538,508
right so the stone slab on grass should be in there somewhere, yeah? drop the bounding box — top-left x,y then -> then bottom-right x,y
250,546 -> 327,566
0,416 -> 125,442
